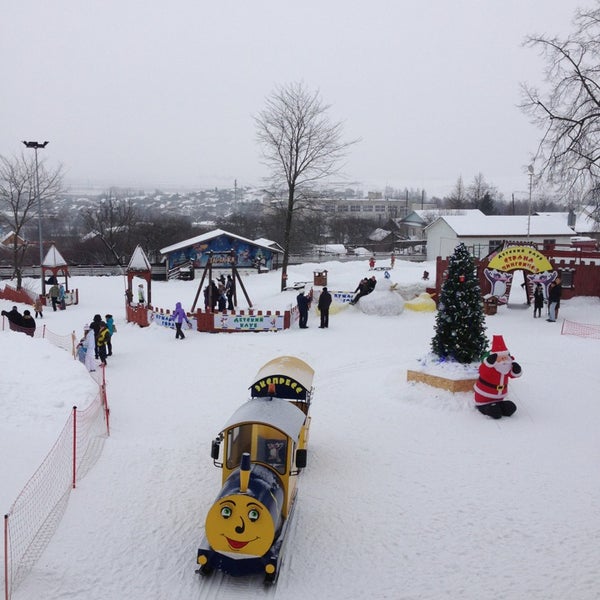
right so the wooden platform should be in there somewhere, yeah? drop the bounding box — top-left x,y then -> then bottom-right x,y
407,369 -> 478,393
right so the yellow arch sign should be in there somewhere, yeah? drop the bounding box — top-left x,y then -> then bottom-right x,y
488,245 -> 553,273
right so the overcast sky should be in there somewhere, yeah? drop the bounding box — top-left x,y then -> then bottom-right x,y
1,1 -> 578,199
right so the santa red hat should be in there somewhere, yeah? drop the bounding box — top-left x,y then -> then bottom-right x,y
491,335 -> 509,354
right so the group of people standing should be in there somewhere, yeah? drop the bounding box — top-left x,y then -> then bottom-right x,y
532,278 -> 562,321
296,287 -> 333,329
203,274 -> 235,312
78,314 -> 116,371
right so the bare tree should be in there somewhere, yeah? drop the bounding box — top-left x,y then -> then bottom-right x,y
255,82 -> 358,290
467,173 -> 499,214
522,4 -> 600,206
80,189 -> 139,265
0,154 -> 63,289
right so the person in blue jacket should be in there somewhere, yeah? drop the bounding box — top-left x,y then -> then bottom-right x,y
173,302 -> 191,339
105,314 -> 116,356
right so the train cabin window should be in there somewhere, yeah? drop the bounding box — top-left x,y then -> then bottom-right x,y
258,437 -> 287,474
226,424 -> 252,470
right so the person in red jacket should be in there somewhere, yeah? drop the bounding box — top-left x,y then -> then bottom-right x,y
473,335 -> 522,419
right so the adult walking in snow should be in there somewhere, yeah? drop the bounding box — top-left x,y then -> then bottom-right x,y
49,283 -> 59,311
318,287 -> 332,328
173,301 -> 191,339
473,335 -> 521,419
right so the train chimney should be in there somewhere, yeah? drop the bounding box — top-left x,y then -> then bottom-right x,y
240,452 -> 251,492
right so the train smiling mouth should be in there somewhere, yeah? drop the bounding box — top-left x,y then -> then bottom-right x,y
226,537 -> 257,550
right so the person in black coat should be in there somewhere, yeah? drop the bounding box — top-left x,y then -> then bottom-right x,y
297,292 -> 310,328
317,287 -> 332,328
533,283 -> 544,318
547,278 -> 562,322
89,314 -> 105,359
21,310 -> 36,337
350,278 -> 368,305
2,306 -> 24,332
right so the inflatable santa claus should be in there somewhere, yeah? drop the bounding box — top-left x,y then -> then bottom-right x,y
473,335 -> 522,419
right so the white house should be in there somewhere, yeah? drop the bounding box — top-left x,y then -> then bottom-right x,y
425,214 -> 576,261
400,209 -> 484,239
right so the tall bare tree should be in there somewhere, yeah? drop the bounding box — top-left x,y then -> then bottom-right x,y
467,173 -> 499,214
80,189 -> 139,265
255,82 -> 358,290
0,154 -> 63,289
522,2 -> 600,223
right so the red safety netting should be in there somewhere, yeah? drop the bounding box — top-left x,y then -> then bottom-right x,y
561,319 -> 600,339
2,326 -> 109,600
1,318 -> 75,355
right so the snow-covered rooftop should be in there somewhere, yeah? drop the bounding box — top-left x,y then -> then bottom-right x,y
427,215 -> 576,237
42,244 -> 68,267
160,228 -> 283,255
127,245 -> 152,271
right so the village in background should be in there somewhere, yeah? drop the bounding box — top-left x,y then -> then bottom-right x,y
1,179 -> 598,280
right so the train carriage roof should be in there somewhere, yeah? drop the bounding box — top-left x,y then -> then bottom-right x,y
250,355 -> 315,400
221,398 -> 306,441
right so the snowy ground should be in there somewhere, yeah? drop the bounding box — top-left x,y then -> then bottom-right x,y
2,258 -> 600,600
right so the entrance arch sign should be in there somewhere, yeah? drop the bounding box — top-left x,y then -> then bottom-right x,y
488,245 -> 553,273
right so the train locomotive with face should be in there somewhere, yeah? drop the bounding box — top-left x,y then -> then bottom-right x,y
196,355 -> 314,584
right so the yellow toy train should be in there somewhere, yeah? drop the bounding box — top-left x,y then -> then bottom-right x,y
196,355 -> 314,584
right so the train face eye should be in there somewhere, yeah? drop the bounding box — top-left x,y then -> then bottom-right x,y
220,507 -> 232,519
248,509 -> 260,522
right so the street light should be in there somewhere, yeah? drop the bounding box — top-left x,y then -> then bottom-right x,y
22,140 -> 49,294
527,164 -> 534,239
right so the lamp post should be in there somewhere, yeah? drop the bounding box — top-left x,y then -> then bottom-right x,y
22,140 -> 49,294
527,164 -> 534,239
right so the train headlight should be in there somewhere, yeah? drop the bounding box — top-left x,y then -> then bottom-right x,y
265,563 -> 276,575
197,554 -> 208,565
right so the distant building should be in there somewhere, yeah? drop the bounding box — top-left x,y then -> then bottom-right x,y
400,209 -> 484,240
425,215 -> 576,261
0,231 -> 27,249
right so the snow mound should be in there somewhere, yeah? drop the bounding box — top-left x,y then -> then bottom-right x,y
357,290 -> 405,315
396,282 -> 428,300
405,292 -> 436,312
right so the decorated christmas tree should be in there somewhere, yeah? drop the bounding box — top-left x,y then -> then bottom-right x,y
431,243 -> 488,364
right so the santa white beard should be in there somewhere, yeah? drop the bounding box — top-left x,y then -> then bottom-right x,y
494,357 -> 512,375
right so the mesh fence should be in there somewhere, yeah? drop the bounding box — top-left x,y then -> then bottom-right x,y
0,318 -> 75,356
561,319 -> 600,340
2,326 -> 109,600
